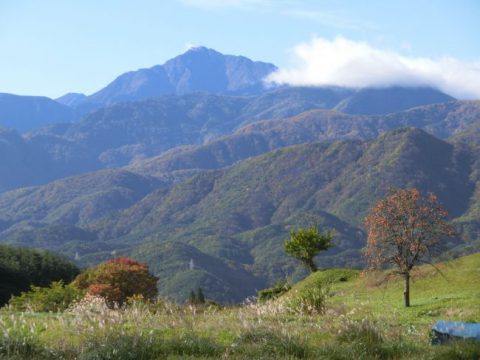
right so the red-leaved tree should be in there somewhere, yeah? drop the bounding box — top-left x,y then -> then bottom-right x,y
364,188 -> 456,307
74,257 -> 158,306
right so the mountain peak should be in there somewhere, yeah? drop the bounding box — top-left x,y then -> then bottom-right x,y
82,48 -> 277,107
166,46 -> 225,65
183,45 -> 217,54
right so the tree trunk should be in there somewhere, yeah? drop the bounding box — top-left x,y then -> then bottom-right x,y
306,259 -> 317,273
404,271 -> 410,307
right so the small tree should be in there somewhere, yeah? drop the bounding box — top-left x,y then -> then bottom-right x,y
73,257 -> 158,306
188,290 -> 197,304
364,188 -> 456,307
196,288 -> 205,304
284,225 -> 333,272
188,288 -> 206,305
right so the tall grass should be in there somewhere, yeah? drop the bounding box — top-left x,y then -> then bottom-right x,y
1,296 -> 479,359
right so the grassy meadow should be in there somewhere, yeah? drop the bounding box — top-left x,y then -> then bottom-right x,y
1,253 -> 479,359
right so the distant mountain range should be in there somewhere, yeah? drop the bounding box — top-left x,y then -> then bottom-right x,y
0,86 -> 456,192
2,47 -> 454,134
0,93 -> 75,132
1,47 -> 277,132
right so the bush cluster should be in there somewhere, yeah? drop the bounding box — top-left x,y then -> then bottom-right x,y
285,284 -> 331,315
0,244 -> 79,306
6,254 -> 158,311
8,281 -> 84,312
257,279 -> 292,302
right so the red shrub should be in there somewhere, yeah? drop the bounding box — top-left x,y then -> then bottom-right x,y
74,257 -> 158,306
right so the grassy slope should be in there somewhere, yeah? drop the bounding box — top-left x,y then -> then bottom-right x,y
285,252 -> 480,325
1,254 -> 479,359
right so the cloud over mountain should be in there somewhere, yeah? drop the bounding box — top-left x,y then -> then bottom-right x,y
267,37 -> 480,99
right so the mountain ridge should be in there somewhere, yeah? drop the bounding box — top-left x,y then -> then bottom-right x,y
0,93 -> 75,132
0,88 -> 459,193
1,128 -> 478,302
74,46 -> 277,110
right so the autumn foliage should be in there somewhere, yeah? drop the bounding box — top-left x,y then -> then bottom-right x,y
364,188 -> 456,306
73,257 -> 158,306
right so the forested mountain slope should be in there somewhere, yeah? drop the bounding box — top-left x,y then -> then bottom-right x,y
0,87 -> 456,193
1,128 -> 478,302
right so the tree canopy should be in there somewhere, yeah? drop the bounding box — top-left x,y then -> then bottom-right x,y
73,256 -> 158,306
284,225 -> 333,272
364,188 -> 456,306
0,244 -> 79,306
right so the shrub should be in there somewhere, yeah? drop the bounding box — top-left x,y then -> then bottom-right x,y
73,257 -> 158,306
257,279 -> 292,302
8,281 -> 84,312
286,283 -> 330,315
0,244 -> 79,306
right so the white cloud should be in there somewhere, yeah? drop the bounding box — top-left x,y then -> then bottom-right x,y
267,37 -> 480,99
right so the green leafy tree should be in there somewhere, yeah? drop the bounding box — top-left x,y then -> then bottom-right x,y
284,225 -> 333,272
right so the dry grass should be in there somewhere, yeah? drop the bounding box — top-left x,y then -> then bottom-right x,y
1,296 -> 479,359
1,253 -> 479,359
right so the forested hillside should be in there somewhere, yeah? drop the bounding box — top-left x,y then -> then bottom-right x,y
0,244 -> 79,305
1,128 -> 478,301
0,87 -> 455,192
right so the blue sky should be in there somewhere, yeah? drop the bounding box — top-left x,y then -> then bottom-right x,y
1,0 -> 479,98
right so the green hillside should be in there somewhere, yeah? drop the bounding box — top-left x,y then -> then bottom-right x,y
283,252 -> 480,324
1,128 -> 480,302
130,101 -> 480,179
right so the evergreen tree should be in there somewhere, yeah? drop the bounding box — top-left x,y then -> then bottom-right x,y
197,288 -> 205,304
0,244 -> 79,306
188,290 -> 197,304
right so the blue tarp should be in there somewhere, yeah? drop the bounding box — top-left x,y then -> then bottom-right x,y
432,320 -> 480,343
